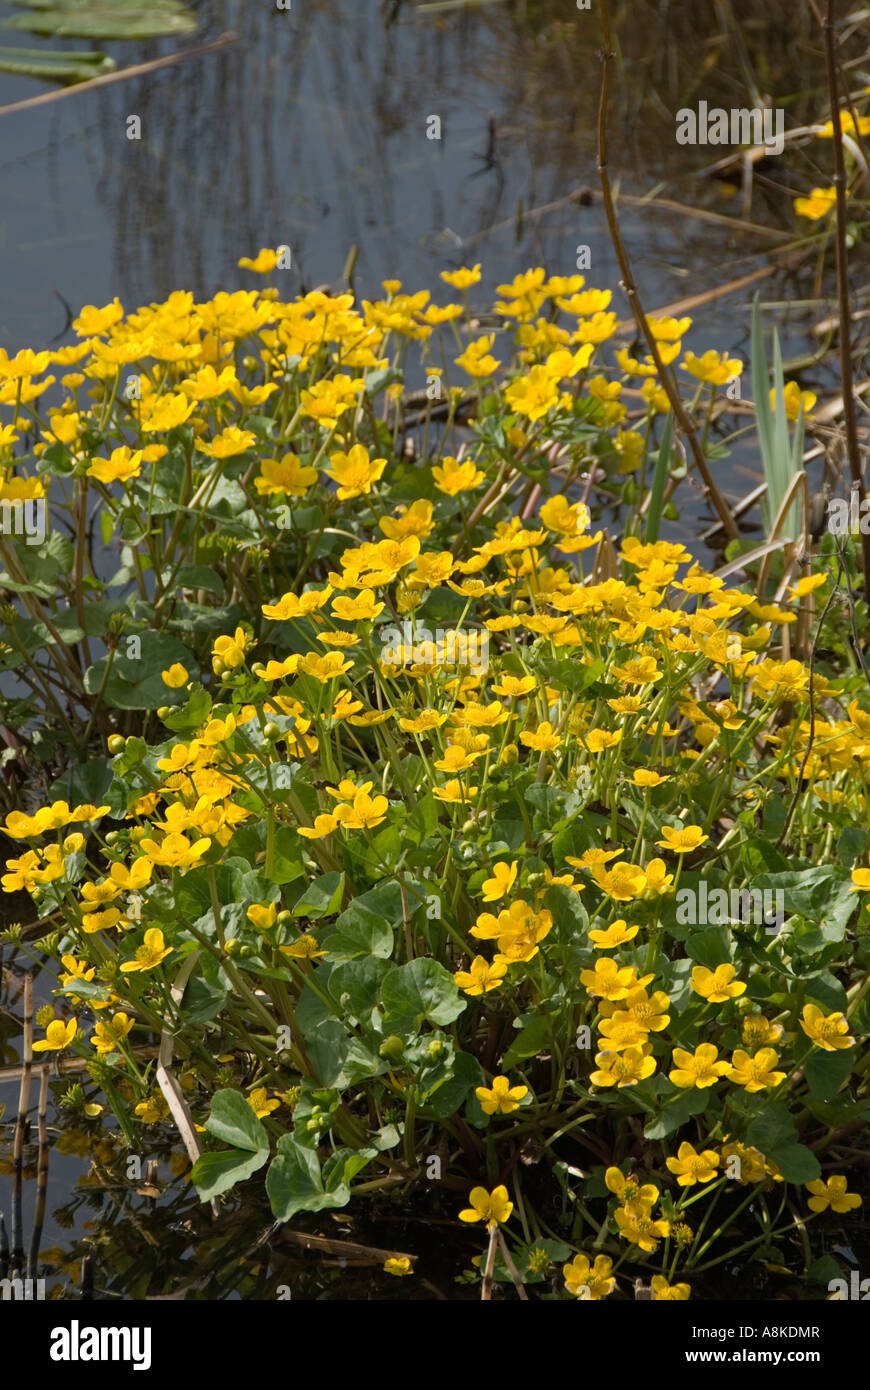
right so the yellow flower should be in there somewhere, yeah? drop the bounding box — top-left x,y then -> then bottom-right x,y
458,1185 -> 513,1229
280,933 -> 326,960
297,814 -> 339,840
646,314 -> 692,340
196,425 -> 256,459
799,1003 -> 855,1051
248,1087 -> 280,1117
137,832 -> 211,870
87,446 -> 143,485
325,444 -> 387,499
583,729 -> 622,753
614,1199 -> 670,1252
666,1141 -> 720,1186
455,334 -> 500,379
139,392 -> 197,433
91,1012 -> 135,1055
590,860 -> 650,902
772,381 -> 816,421
580,956 -> 639,1001
816,110 -> 870,138
726,1048 -> 786,1092
794,186 -> 837,220
651,1275 -> 690,1300
475,1075 -> 528,1115
453,955 -> 506,996
262,586 -> 333,621
238,248 -> 281,272
588,919 -> 639,949
431,455 -> 485,495
690,963 -> 746,1003
631,769 -> 670,787
32,1018 -> 77,1052
440,264 -> 481,289
788,573 -> 826,599
563,1253 -> 615,1300
590,1046 -> 656,1087
383,1256 -> 414,1276
72,297 -> 124,337
605,1168 -> 659,1204
504,365 -> 561,422
741,1014 -> 784,1048
655,824 -> 708,853
669,1043 -> 730,1089
520,721 -> 562,752
481,860 -> 518,902
805,1175 -> 862,1214
161,663 -> 189,689
119,928 -> 172,973
255,453 -> 318,497
247,902 -> 278,931
212,627 -> 247,670
680,350 -> 743,385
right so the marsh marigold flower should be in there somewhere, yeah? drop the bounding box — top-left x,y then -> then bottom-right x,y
475,1075 -> 528,1115
805,1176 -> 862,1214
119,928 -> 172,974
690,963 -> 746,1003
32,1018 -> 77,1052
655,824 -> 708,854
458,1185 -> 513,1229
453,955 -> 506,996
666,1141 -> 720,1187
563,1253 -> 615,1300
668,1043 -> 730,1089
799,1003 -> 855,1051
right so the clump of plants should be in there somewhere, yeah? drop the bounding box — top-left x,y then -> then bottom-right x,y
1,256 -> 868,1299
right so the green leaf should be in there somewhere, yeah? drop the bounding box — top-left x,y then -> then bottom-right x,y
686,926 -> 734,969
5,2 -> 197,41
323,898 -> 394,963
172,564 -> 225,596
805,1047 -> 853,1101
502,1013 -> 551,1070
292,872 -> 345,919
84,631 -> 199,709
266,1134 -> 351,1221
0,42 -> 115,82
645,411 -> 673,544
330,958 -> 391,1023
746,1102 -> 796,1154
422,1050 -> 484,1119
766,1143 -> 821,1185
205,1089 -> 269,1153
191,1147 -> 267,1201
381,958 -> 466,1034
643,1086 -> 710,1140
543,883 -> 588,941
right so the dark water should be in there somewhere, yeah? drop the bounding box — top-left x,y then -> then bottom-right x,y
0,0 -> 861,1298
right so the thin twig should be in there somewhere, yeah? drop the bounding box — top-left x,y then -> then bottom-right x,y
0,31 -> 240,120
776,582 -> 839,849
596,1 -> 740,540
821,0 -> 870,605
496,1229 -> 529,1300
11,973 -> 33,1277
27,1067 -> 49,1281
481,1223 -> 499,1300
